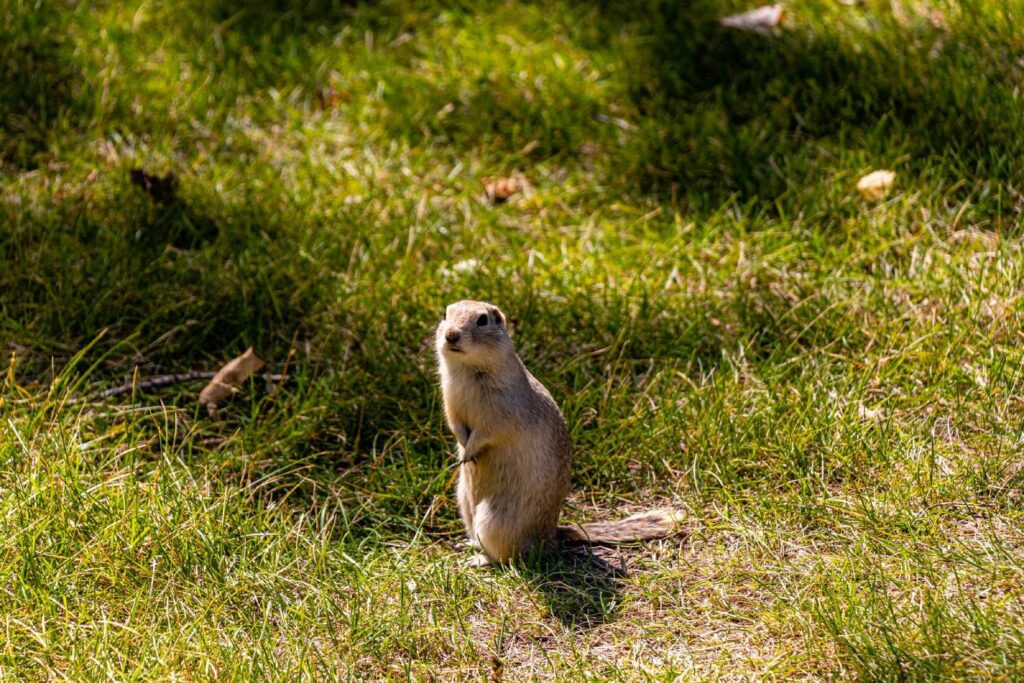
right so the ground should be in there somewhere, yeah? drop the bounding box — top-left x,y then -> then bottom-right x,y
3,0 -> 1024,679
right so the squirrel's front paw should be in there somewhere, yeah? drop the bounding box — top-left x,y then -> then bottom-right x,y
454,423 -> 472,447
465,553 -> 493,569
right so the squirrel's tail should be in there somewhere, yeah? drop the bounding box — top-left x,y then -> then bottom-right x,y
558,509 -> 685,546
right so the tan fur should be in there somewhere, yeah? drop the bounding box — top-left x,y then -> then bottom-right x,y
437,300 -> 571,564
436,300 -> 682,565
558,509 -> 685,545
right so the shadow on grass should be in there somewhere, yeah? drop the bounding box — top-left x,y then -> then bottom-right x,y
0,176 -> 320,377
513,546 -> 628,629
194,0 -> 359,33
583,0 -> 1024,214
278,0 -> 1017,219
0,7 -> 86,169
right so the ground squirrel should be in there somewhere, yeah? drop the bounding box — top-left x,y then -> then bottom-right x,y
436,300 -> 682,566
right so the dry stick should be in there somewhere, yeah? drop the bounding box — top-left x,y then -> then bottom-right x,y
66,371 -> 215,404
66,372 -> 289,405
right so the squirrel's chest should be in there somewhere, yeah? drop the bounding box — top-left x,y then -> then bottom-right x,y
444,376 -> 513,422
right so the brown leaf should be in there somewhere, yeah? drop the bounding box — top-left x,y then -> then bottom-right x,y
315,86 -> 337,109
315,86 -> 349,110
482,176 -> 521,204
129,168 -> 177,205
436,102 -> 455,120
198,348 -> 265,418
720,4 -> 785,35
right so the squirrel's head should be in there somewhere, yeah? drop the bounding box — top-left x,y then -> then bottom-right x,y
436,300 -> 512,368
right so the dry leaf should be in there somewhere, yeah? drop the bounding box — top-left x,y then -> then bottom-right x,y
483,176 -> 520,204
198,347 -> 264,418
720,4 -> 785,35
436,102 -> 455,120
315,86 -> 339,110
856,170 -> 896,201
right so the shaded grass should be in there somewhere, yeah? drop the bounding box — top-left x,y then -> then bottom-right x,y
3,0 -> 1024,679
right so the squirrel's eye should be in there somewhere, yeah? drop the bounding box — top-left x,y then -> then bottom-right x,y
476,314 -> 488,327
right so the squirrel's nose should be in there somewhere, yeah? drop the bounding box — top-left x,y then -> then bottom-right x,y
445,330 -> 461,344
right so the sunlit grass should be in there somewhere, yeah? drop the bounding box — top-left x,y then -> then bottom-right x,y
3,0 -> 1024,679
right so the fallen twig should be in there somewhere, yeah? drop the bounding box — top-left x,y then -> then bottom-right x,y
66,371 -> 289,405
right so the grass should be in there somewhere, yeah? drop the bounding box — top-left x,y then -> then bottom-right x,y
3,0 -> 1024,678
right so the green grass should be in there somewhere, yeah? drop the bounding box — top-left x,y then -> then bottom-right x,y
3,0 -> 1024,678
